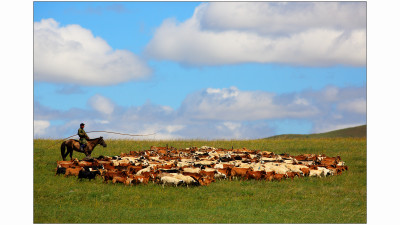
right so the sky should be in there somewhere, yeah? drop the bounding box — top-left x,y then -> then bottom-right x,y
33,1 -> 367,139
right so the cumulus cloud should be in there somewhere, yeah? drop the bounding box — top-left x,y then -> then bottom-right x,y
34,120 -> 50,137
145,2 -> 366,66
34,18 -> 151,86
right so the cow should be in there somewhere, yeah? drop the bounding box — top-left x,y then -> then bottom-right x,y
265,171 -> 275,181
182,167 -> 201,174
112,176 -> 127,184
102,170 -> 128,183
171,174 -> 199,187
300,167 -> 310,176
230,167 -> 252,180
309,169 -> 324,178
55,166 -> 66,176
131,175 -> 150,185
78,170 -> 99,181
286,172 -> 301,180
64,167 -> 83,177
56,159 -> 79,168
273,173 -> 287,181
159,176 -> 183,187
198,177 -> 214,186
245,170 -> 266,180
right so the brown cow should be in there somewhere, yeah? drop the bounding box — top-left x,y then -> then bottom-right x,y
100,161 -> 115,171
199,177 -> 214,186
112,176 -> 127,184
231,167 -> 252,179
273,173 -> 287,181
102,170 -> 128,183
57,159 -> 79,168
265,171 -> 275,181
300,167 -> 310,176
286,172 -> 301,180
131,175 -> 149,185
222,164 -> 234,169
245,170 -> 266,180
141,171 -> 159,182
216,168 -> 231,179
64,167 -> 83,177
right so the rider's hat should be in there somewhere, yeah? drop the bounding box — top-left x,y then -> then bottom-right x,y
80,123 -> 85,126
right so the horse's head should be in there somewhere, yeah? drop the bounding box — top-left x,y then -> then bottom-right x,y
99,136 -> 107,147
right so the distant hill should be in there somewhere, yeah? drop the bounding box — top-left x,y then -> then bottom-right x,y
266,125 -> 366,139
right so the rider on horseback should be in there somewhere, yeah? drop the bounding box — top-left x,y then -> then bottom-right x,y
78,123 -> 90,151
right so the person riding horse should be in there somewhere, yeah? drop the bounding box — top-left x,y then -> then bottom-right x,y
78,123 -> 90,151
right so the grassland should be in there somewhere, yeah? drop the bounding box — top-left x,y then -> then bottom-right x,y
34,138 -> 366,223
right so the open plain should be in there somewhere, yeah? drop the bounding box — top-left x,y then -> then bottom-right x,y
34,138 -> 366,223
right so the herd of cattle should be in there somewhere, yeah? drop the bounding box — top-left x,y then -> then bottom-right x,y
55,146 -> 348,187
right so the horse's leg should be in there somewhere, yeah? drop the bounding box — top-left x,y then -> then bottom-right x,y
61,142 -> 66,161
69,147 -> 73,160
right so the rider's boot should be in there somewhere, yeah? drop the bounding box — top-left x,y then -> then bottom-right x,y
80,144 -> 86,151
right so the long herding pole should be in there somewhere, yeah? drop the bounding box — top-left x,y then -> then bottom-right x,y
63,130 -> 158,140
43,130 -> 158,150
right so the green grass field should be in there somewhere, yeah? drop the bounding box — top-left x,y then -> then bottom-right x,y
34,138 -> 366,223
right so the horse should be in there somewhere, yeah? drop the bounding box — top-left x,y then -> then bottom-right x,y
60,136 -> 107,161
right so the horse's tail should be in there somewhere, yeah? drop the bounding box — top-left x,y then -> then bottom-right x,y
61,141 -> 67,160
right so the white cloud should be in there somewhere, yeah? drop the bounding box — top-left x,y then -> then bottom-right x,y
34,86 -> 366,139
198,2 -> 366,35
88,94 -> 115,115
337,98 -> 366,114
165,125 -> 185,133
145,2 -> 366,66
34,120 -> 50,137
34,18 -> 151,85
179,86 -> 319,121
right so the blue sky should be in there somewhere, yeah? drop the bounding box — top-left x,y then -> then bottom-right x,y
33,1 -> 366,139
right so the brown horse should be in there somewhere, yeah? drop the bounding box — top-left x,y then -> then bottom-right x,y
60,136 -> 107,160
